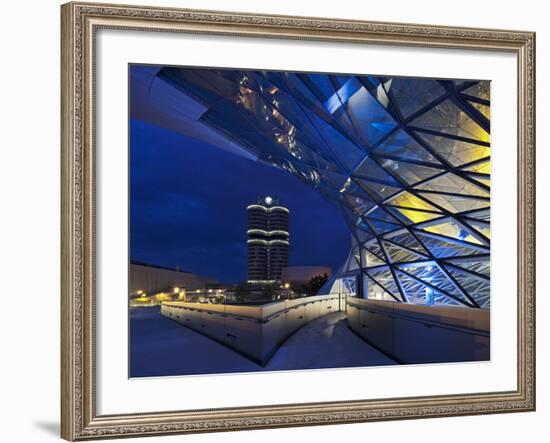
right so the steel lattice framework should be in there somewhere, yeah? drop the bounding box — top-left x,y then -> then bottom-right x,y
152,68 -> 491,308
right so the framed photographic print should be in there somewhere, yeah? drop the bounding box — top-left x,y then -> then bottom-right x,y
61,1 -> 536,440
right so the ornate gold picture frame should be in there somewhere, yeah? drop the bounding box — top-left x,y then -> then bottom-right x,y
61,1 -> 536,440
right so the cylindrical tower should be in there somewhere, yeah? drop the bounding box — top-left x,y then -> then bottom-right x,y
247,203 -> 268,282
267,205 -> 289,281
247,196 -> 289,283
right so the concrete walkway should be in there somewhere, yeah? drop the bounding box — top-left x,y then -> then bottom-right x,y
266,312 -> 396,371
130,308 -> 396,378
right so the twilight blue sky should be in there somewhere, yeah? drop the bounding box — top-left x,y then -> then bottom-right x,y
130,119 -> 350,284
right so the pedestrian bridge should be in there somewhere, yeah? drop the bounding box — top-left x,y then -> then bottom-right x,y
161,294 -> 343,365
161,294 -> 489,366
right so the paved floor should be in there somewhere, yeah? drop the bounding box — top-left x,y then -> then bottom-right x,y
266,312 -> 396,371
130,307 -> 396,377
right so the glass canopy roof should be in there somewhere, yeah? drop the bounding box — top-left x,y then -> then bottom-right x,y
149,67 -> 491,308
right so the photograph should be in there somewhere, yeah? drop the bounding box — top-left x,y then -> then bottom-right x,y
128,65 -> 491,378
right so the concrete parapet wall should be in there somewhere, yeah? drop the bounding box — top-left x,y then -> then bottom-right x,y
346,298 -> 490,364
161,294 -> 341,365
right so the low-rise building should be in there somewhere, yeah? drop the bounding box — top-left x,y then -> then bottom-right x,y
130,261 -> 218,306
